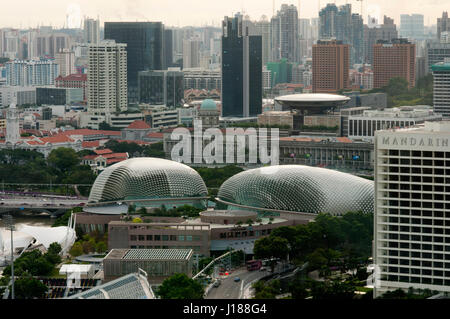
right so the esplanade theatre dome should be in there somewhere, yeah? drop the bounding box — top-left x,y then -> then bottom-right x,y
217,165 -> 374,215
88,158 -> 208,204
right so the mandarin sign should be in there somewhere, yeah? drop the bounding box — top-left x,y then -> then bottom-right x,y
381,136 -> 449,147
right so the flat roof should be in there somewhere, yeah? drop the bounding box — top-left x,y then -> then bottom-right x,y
200,210 -> 257,217
105,248 -> 193,261
275,93 -> 351,103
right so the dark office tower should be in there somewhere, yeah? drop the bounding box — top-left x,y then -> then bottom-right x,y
104,22 -> 164,103
164,29 -> 173,69
138,69 -> 184,107
222,14 -> 262,117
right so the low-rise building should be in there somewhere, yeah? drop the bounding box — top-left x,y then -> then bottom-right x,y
348,105 -> 442,141
103,248 -> 194,283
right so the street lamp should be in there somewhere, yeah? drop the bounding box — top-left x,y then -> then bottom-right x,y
3,214 -> 15,299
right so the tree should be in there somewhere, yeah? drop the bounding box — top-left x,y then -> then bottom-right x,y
45,242 -> 62,264
157,273 -> 204,299
69,242 -> 83,257
95,241 -> 107,253
14,275 -> 48,299
47,148 -> 80,173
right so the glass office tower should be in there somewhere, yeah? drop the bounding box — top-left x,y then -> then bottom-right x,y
222,14 -> 262,117
104,22 -> 164,103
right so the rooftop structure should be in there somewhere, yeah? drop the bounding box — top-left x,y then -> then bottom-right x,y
275,93 -> 350,114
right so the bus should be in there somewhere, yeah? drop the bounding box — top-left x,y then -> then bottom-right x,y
246,260 -> 262,271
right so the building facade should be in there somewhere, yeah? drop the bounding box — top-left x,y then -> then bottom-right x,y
87,41 -> 128,116
222,14 -> 262,117
373,39 -> 416,89
138,69 -> 184,107
104,22 -> 164,103
6,59 -> 59,86
432,61 -> 450,117
374,121 -> 450,296
312,40 -> 349,93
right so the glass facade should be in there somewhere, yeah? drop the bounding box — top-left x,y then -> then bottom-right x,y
104,22 -> 164,102
217,165 -> 374,215
222,15 -> 262,117
138,70 -> 183,107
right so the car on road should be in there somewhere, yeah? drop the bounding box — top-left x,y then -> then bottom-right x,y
234,277 -> 240,282
259,267 -> 267,272
213,280 -> 221,287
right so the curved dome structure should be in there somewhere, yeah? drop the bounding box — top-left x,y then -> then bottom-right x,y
275,93 -> 350,114
217,165 -> 374,215
200,99 -> 218,110
88,158 -> 208,204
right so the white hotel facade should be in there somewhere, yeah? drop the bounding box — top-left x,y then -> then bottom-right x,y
374,121 -> 450,297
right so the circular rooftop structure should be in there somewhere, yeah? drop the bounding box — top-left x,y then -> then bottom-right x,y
275,93 -> 350,114
88,158 -> 208,205
200,99 -> 218,111
216,165 -> 374,216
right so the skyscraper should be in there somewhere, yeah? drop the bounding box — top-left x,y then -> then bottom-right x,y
271,4 -> 299,63
222,14 -> 262,117
6,59 -> 59,86
255,16 -> 271,66
374,121 -> 450,297
104,22 -> 164,103
164,29 -> 173,69
319,4 -> 363,64
182,39 -> 201,69
373,38 -> 416,89
87,40 -> 127,116
399,14 -> 424,39
84,18 -> 100,44
312,39 -> 349,93
138,69 -> 184,107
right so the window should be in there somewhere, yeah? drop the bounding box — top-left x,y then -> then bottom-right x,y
146,235 -> 153,241
130,235 -> 137,241
154,235 -> 161,241
178,235 -> 184,241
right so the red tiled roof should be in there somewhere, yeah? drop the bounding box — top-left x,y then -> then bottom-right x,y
94,148 -> 113,155
146,132 -> 164,139
81,140 -> 100,148
126,120 -> 151,130
39,135 -> 75,144
101,153 -> 128,159
56,73 -> 87,82
106,158 -> 127,165
336,137 -> 353,143
59,129 -> 121,137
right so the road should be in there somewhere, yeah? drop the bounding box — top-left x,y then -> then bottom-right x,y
0,196 -> 86,209
206,267 -> 269,299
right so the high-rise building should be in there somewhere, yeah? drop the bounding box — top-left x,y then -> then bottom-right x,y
432,60 -> 450,117
6,59 -> 59,86
55,48 -> 75,77
222,14 -> 262,117
438,12 -> 450,40
104,22 -> 164,102
373,39 -> 416,89
255,16 -> 271,66
84,18 -> 100,44
399,14 -> 424,39
164,29 -> 173,69
87,40 -> 127,116
364,16 -> 398,65
183,39 -> 201,69
319,4 -> 363,64
427,42 -> 450,71
271,4 -> 299,63
6,102 -> 20,145
138,68 -> 184,107
312,39 -> 349,93
33,33 -> 72,57
374,121 -> 450,297
55,73 -> 87,102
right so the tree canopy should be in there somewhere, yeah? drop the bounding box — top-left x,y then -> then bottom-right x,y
157,273 -> 204,299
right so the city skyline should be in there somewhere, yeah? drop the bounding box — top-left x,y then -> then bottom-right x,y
0,0 -> 448,29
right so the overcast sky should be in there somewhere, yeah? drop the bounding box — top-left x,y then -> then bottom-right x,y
1,0 -> 447,29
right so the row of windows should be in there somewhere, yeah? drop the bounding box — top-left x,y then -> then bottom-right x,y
384,242 -> 449,251
130,245 -> 202,254
382,184 -> 450,192
381,233 -> 450,242
386,158 -> 450,166
383,275 -> 450,286
219,228 -> 272,239
384,201 -> 449,209
130,235 -> 202,242
387,150 -> 449,157
383,258 -> 450,268
384,250 -> 450,260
